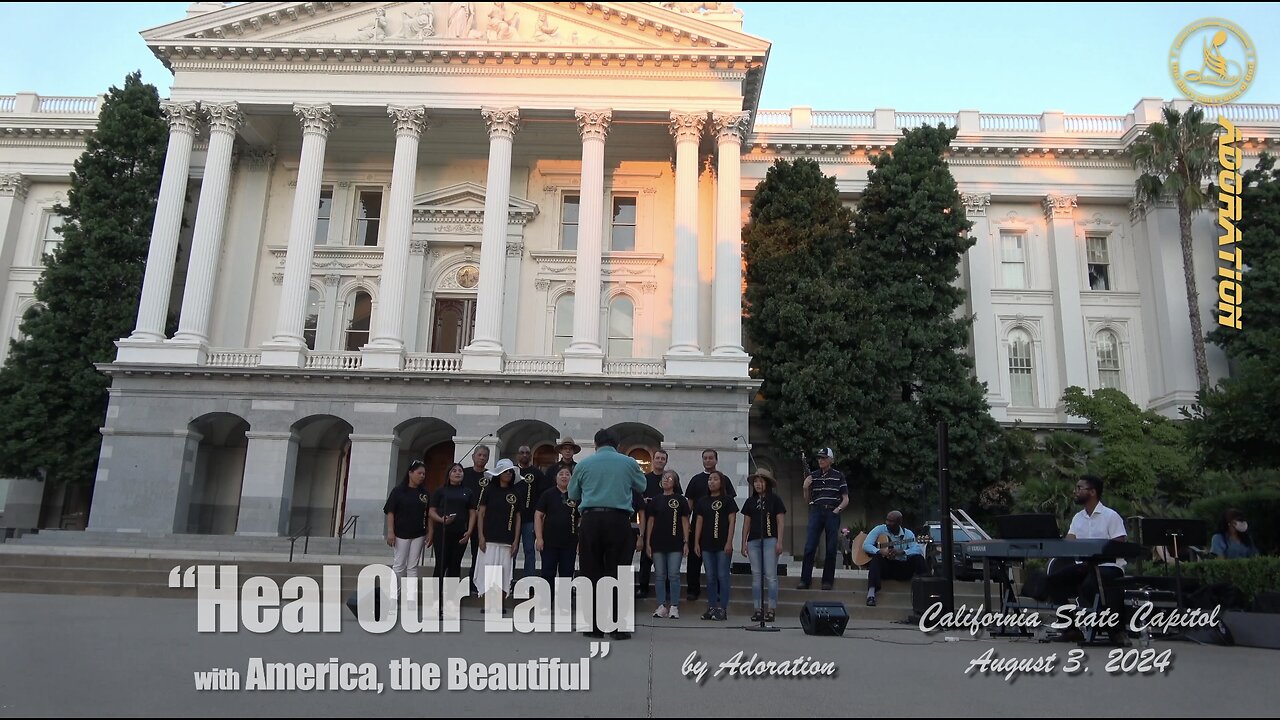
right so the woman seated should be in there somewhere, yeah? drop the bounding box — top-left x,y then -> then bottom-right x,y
1210,508 -> 1258,559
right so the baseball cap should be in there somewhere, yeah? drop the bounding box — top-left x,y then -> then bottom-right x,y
815,447 -> 834,461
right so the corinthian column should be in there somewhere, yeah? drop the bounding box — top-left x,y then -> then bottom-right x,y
363,105 -> 428,370
261,104 -> 337,368
461,107 -> 520,373
563,109 -> 611,376
710,111 -> 750,375
666,112 -> 705,357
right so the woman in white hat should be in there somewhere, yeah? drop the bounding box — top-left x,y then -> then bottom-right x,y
476,458 -> 522,605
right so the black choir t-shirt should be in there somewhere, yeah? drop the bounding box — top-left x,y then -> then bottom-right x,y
643,472 -> 683,500
535,486 -> 579,549
462,468 -> 492,507
515,465 -> 549,523
741,493 -> 787,540
646,494 -> 689,554
480,483 -> 521,545
383,483 -> 430,540
686,471 -> 736,512
694,495 -> 739,551
431,484 -> 476,538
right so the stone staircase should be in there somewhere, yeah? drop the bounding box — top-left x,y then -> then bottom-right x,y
0,530 -> 989,622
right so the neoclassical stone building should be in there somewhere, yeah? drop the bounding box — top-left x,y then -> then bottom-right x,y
0,2 -> 1277,539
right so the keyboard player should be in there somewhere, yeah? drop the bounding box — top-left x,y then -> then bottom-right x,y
1047,475 -> 1128,610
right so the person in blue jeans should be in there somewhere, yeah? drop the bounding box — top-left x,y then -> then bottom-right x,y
534,466 -> 579,598
645,470 -> 689,619
694,471 -> 738,621
515,445 -> 549,579
739,468 -> 786,623
797,448 -> 849,591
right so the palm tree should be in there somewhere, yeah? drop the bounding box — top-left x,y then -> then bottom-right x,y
1131,106 -> 1220,391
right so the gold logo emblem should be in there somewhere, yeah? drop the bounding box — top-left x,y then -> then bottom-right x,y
1170,18 -> 1256,104
506,493 -> 518,505
668,498 -> 681,510
712,500 -> 723,511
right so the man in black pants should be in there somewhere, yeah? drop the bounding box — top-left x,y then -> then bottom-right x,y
1046,476 -> 1128,609
685,449 -> 734,601
636,449 -> 681,599
862,511 -> 926,606
461,446 -> 491,594
569,429 -> 647,640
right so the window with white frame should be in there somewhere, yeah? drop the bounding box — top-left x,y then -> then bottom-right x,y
1000,232 -> 1027,289
354,189 -> 383,247
607,295 -> 634,357
40,212 -> 64,261
1097,330 -> 1122,390
560,195 -> 580,251
1087,235 -> 1111,291
610,196 -> 637,252
303,289 -> 321,350
315,187 -> 334,245
344,291 -> 372,351
553,293 -> 574,354
1008,328 -> 1036,407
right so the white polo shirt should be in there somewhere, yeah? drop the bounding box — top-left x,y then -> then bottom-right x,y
1067,501 -> 1128,568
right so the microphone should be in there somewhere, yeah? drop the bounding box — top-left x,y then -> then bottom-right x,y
458,432 -> 495,464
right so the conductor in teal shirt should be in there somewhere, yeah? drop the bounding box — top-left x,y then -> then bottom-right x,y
569,428 -> 647,640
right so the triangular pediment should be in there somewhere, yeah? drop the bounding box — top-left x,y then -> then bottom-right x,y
144,2 -> 769,55
411,182 -> 538,224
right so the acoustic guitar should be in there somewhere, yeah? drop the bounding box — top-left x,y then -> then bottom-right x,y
851,531 -> 922,567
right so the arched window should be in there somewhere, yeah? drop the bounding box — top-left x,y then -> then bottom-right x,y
607,296 -> 634,358
344,291 -> 372,351
1097,330 -> 1122,390
553,293 -> 574,354
303,289 -> 321,350
1008,328 -> 1036,407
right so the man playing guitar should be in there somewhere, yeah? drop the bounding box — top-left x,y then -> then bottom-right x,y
861,510 -> 926,606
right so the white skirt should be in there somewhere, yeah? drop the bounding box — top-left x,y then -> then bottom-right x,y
476,543 -> 514,595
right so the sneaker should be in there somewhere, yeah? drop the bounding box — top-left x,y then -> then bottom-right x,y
701,609 -> 714,620
796,582 -> 811,590
669,606 -> 680,619
713,608 -> 727,621
866,595 -> 876,607
764,609 -> 775,623
653,605 -> 668,619
821,583 -> 833,591
751,609 -> 763,622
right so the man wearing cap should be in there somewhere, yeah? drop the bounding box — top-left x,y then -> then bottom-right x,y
569,428 -> 647,640
797,447 -> 849,591
553,436 -> 580,475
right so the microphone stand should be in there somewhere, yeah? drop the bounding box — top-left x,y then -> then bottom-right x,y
458,432 -> 495,464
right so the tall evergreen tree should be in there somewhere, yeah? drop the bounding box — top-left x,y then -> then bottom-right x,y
1131,106 -> 1220,391
743,159 -> 866,456
845,125 -> 1003,505
0,72 -> 166,487
1188,153 -> 1280,470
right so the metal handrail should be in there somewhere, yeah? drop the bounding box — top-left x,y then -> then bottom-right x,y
288,524 -> 311,562
337,515 -> 359,556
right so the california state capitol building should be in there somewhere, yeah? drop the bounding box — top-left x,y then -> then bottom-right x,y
0,2 -> 1277,541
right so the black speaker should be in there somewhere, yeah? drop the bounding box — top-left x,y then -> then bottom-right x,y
799,601 -> 848,636
912,576 -> 949,616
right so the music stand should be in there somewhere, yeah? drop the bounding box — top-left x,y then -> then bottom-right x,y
1136,518 -> 1207,611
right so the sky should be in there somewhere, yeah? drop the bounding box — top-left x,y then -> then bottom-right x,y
1,2 -> 1277,115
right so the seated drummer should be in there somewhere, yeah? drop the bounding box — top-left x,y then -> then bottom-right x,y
1046,475 -> 1127,609
863,510 -> 926,607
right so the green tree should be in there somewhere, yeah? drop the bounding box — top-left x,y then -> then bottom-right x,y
844,125 -> 1003,506
743,158 -> 865,456
1131,106 -> 1221,391
1188,153 -> 1280,470
0,72 -> 166,487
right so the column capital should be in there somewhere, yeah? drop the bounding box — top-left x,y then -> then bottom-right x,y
711,111 -> 751,145
1043,194 -> 1078,221
961,192 -> 991,217
204,102 -> 246,135
161,101 -> 203,135
481,107 -> 521,140
388,105 -> 429,137
669,111 -> 707,143
0,172 -> 30,200
293,103 -> 337,136
575,108 -> 613,142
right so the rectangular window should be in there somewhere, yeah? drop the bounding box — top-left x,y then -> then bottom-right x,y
1000,232 -> 1027,289
303,289 -> 321,351
315,187 -> 333,245
355,190 -> 383,247
41,213 -> 64,261
560,195 -> 580,251
610,196 -> 637,252
1087,236 -> 1111,291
